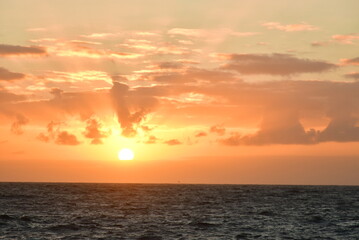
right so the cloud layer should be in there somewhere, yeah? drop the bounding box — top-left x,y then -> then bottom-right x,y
221,53 -> 336,75
0,44 -> 46,56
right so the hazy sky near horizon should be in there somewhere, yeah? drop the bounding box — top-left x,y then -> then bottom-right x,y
0,0 -> 359,184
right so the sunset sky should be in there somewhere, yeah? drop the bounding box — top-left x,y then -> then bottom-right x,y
1,0 -> 359,184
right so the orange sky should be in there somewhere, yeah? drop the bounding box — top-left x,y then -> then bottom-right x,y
0,0 -> 359,184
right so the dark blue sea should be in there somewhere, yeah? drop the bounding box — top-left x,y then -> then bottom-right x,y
0,183 -> 358,239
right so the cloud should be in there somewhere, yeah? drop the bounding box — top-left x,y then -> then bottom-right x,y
311,41 -> 330,47
344,72 -> 359,80
0,44 -> 46,56
0,67 -> 25,81
37,121 -> 59,142
0,87 -> 26,103
48,41 -> 142,59
136,66 -> 237,84
80,33 -> 119,39
340,57 -> 359,66
83,118 -> 110,144
168,28 -> 206,37
233,109 -> 316,145
221,53 -> 336,75
26,28 -> 47,32
37,121 -> 81,146
262,22 -> 318,32
55,131 -> 80,145
168,28 -> 259,38
318,96 -> 359,142
332,34 -> 359,44
1,57 -> 359,147
195,131 -> 207,137
210,125 -> 226,136
10,115 -> 29,135
110,82 -> 158,137
230,32 -> 260,37
164,139 -> 182,145
319,117 -> 359,142
217,81 -> 359,146
144,135 -> 159,144
167,28 -> 244,38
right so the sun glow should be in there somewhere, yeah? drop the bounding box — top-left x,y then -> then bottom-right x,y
118,148 -> 134,160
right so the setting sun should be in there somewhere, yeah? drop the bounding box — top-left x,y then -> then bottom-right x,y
118,148 -> 134,160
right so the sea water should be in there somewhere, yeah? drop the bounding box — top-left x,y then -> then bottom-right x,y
0,183 -> 358,239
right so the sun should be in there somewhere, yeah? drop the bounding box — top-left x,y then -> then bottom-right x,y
118,148 -> 134,160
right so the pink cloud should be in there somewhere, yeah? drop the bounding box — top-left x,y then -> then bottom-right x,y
80,33 -> 119,39
167,28 -> 260,39
168,28 -> 206,37
262,22 -> 318,32
164,139 -> 182,145
332,34 -> 359,44
340,57 -> 359,66
49,41 -> 142,59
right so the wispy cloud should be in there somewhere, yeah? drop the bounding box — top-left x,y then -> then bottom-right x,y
340,57 -> 359,66
0,67 -> 25,81
332,34 -> 359,44
344,72 -> 359,80
262,22 -> 318,32
220,53 -> 336,75
0,44 -> 47,57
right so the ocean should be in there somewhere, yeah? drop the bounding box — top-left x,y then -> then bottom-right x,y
0,183 -> 358,239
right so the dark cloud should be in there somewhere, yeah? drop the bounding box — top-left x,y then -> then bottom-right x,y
111,75 -> 128,82
1,65 -> 359,146
10,115 -> 29,135
110,82 -> 158,137
49,88 -> 64,98
156,61 -> 184,69
164,139 -> 182,145
221,108 -> 316,145
0,88 -> 26,103
37,121 -> 81,146
37,133 -> 50,142
220,91 -> 359,146
318,96 -> 359,142
0,67 -> 25,81
37,121 -> 61,142
0,44 -> 46,56
55,131 -> 80,145
210,125 -> 226,136
156,68 -> 236,84
83,118 -> 109,144
341,57 -> 359,66
221,53 -> 336,75
195,131 -> 207,137
138,66 -> 237,84
344,72 -> 359,80
319,117 -> 359,142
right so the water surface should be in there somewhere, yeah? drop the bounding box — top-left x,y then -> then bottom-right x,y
0,183 -> 358,239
